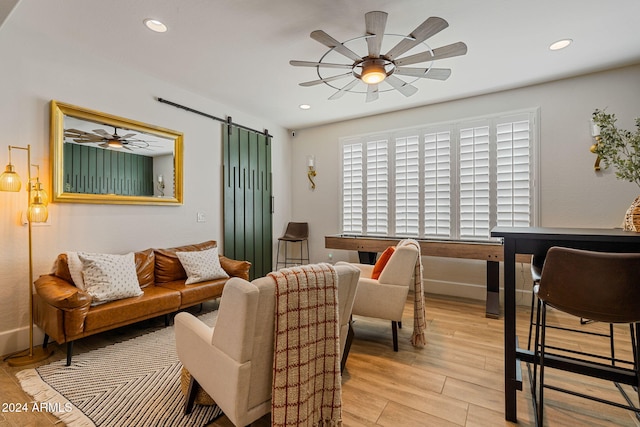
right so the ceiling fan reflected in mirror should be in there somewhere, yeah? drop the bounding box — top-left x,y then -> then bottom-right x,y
290,11 -> 468,102
64,126 -> 154,151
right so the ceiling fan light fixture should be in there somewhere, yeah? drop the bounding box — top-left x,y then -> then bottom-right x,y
361,60 -> 387,85
107,140 -> 123,149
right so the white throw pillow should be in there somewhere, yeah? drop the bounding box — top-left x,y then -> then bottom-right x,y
176,247 -> 229,285
66,251 -> 86,291
78,252 -> 143,305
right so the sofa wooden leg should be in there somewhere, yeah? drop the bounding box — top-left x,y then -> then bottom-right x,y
391,321 -> 398,352
184,375 -> 198,414
43,334 -> 50,349
66,341 -> 74,366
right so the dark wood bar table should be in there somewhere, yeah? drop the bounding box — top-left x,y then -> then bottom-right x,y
491,226 -> 640,422
326,234 -> 531,318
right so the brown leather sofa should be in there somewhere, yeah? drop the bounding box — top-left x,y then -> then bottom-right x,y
33,240 -> 250,366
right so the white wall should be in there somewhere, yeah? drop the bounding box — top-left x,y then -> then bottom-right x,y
0,19 -> 292,355
291,64 -> 640,305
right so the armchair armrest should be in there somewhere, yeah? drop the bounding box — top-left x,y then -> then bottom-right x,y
219,256 -> 251,280
175,311 -> 214,346
34,274 -> 92,310
336,261 -> 374,279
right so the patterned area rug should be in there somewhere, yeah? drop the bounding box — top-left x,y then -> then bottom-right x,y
16,311 -> 222,427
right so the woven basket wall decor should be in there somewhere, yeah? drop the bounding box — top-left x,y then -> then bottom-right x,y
623,196 -> 640,232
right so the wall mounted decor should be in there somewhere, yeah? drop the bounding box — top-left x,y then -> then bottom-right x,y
50,100 -> 183,205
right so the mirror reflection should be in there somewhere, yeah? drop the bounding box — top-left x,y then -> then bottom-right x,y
51,101 -> 183,205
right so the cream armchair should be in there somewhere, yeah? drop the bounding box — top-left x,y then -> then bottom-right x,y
174,264 -> 360,427
338,244 -> 419,351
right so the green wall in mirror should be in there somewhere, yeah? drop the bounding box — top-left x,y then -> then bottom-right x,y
50,100 -> 183,205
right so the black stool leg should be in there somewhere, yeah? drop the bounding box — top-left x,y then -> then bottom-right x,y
276,240 -> 282,269
43,334 -> 50,349
391,321 -> 398,352
538,303 -> 548,427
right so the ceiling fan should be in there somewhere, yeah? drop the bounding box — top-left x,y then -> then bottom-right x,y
64,127 -> 151,151
290,11 -> 467,102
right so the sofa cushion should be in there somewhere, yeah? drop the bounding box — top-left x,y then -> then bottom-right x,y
157,278 -> 227,308
154,241 -> 217,283
52,249 -> 155,289
78,252 -> 143,305
177,247 -> 229,285
135,249 -> 155,288
83,286 -> 181,333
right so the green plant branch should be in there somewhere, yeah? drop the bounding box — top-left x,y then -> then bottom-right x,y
592,110 -> 640,188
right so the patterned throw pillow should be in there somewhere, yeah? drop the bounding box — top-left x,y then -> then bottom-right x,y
78,252 -> 143,305
66,251 -> 86,290
176,247 -> 229,285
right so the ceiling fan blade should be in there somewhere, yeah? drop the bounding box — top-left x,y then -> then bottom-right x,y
328,79 -> 360,100
366,84 -> 379,103
65,128 -> 89,136
395,41 -> 468,67
395,67 -> 451,80
385,17 -> 448,60
299,72 -> 353,87
120,133 -> 136,139
93,129 -> 112,137
365,11 -> 387,58
289,60 -> 353,69
310,30 -> 362,62
385,75 -> 419,97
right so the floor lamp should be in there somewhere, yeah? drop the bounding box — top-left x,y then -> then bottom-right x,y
0,144 -> 53,366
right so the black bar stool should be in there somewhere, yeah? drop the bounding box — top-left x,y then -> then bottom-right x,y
276,222 -> 309,268
532,247 -> 640,426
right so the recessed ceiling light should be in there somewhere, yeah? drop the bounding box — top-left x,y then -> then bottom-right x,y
299,104 -> 311,110
549,39 -> 572,51
144,19 -> 168,33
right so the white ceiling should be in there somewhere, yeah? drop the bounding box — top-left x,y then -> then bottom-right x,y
4,0 -> 640,130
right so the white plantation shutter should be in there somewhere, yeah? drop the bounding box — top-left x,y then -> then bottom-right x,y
459,125 -> 490,239
339,109 -> 537,239
342,143 -> 363,234
366,140 -> 389,234
424,131 -> 451,238
496,117 -> 531,227
395,135 -> 420,236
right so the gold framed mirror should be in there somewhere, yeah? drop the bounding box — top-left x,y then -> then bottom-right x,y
50,100 -> 183,205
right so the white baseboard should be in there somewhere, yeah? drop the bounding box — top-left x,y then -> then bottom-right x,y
0,325 -> 46,357
425,279 -> 533,307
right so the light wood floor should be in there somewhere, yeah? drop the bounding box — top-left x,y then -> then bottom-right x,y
2,294 -> 640,426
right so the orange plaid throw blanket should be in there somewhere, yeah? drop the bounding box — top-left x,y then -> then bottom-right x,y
397,239 -> 427,347
268,263 -> 342,427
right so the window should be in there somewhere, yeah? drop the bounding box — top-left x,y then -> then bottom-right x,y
340,110 -> 537,240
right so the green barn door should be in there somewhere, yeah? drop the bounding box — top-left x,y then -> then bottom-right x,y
223,124 -> 272,280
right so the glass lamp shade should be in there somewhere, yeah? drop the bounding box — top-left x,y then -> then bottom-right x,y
27,196 -> 48,223
31,181 -> 49,205
0,164 -> 22,192
361,67 -> 386,84
361,60 -> 387,85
